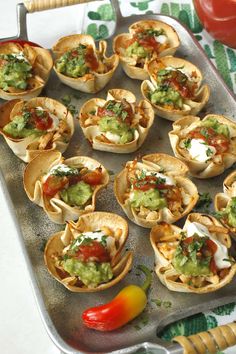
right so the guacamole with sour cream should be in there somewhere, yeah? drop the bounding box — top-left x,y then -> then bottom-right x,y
149,67 -> 196,109
0,52 -> 32,91
172,234 -> 213,276
97,100 -> 135,144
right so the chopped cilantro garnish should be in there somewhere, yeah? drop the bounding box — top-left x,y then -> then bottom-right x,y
183,138 -> 191,149
194,192 -> 212,213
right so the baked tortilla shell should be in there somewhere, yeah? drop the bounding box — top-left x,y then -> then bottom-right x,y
44,212 -> 132,292
0,97 -> 74,162
114,153 -> 198,228
24,151 -> 109,224
0,43 -> 52,100
52,34 -> 119,93
79,88 -> 154,153
150,213 -> 236,293
169,114 -> 236,178
141,56 -> 210,121
113,20 -> 180,80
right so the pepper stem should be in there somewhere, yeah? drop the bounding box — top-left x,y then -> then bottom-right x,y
137,264 -> 152,293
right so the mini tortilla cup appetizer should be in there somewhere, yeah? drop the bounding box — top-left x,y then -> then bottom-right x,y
150,213 -> 236,293
0,97 -> 74,162
44,212 -> 133,292
169,114 -> 236,178
114,153 -> 198,228
52,34 -> 119,93
24,151 -> 109,224
141,56 -> 210,121
0,42 -> 52,100
79,88 -> 154,153
113,20 -> 180,80
215,171 -> 236,235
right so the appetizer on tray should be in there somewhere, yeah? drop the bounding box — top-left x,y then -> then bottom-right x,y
79,88 -> 154,153
150,213 -> 236,293
215,171 -> 236,236
52,34 -> 119,93
114,153 -> 198,228
0,42 -> 52,100
24,151 -> 109,224
0,97 -> 74,162
141,56 -> 210,121
169,114 -> 236,178
113,20 -> 180,80
44,212 -> 132,292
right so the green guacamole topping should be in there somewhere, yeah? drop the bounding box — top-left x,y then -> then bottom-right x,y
201,117 -> 229,138
172,235 -> 211,276
62,259 -> 113,288
55,44 -> 89,78
0,53 -> 32,91
148,67 -> 190,109
3,110 -> 43,138
98,116 -> 134,144
150,87 -> 183,109
126,41 -> 149,58
60,181 -> 92,207
131,188 -> 167,211
216,197 -> 236,228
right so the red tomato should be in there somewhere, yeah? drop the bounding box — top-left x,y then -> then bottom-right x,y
138,36 -> 159,51
208,134 -> 230,154
210,258 -> 217,274
133,176 -> 157,191
188,127 -> 229,154
82,169 -> 103,185
193,0 -> 236,48
43,175 -> 68,196
29,108 -> 53,131
77,241 -> 110,262
97,106 -> 116,117
206,239 -> 218,255
68,175 -> 81,186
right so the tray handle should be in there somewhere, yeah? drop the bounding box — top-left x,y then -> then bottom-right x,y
23,0 -> 98,13
173,321 -> 236,353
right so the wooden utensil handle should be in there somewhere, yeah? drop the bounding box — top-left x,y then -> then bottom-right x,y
174,321 -> 236,354
23,0 -> 97,13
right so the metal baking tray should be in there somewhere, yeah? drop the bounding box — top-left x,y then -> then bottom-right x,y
1,5 -> 236,354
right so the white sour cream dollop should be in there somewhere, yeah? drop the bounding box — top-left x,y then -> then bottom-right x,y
188,139 -> 216,162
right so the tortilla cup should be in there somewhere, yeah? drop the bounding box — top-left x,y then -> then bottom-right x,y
169,114 -> 236,178
52,34 -> 119,93
150,213 -> 236,293
0,97 -> 74,162
23,151 -> 109,224
79,88 -> 154,153
44,212 -> 132,292
141,56 -> 210,121
113,20 -> 180,80
0,42 -> 52,100
215,171 -> 236,235
114,153 -> 198,228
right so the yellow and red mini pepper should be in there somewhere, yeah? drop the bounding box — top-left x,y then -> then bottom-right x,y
82,265 -> 152,331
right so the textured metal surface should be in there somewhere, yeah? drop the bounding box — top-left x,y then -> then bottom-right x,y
1,12 -> 236,354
